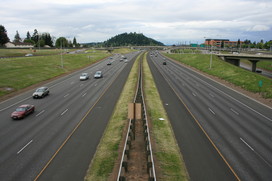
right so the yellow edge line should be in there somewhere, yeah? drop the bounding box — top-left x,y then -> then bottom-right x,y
150,56 -> 241,181
34,59 -> 131,181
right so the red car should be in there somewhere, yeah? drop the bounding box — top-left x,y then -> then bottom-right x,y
11,104 -> 35,120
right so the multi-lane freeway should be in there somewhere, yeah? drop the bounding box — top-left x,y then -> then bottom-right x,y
148,52 -> 272,181
1,50 -> 272,181
0,52 -> 139,181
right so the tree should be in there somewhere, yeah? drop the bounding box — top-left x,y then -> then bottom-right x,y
41,33 -> 53,47
26,31 -> 31,40
24,39 -> 35,45
31,29 -> 39,43
0,25 -> 10,46
14,30 -> 22,43
55,37 -> 68,48
237,39 -> 240,49
73,37 -> 78,47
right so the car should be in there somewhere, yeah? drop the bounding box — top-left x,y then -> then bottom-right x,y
107,61 -> 112,65
80,73 -> 89,80
25,53 -> 33,57
94,71 -> 103,78
124,59 -> 128,63
11,104 -> 35,120
33,87 -> 49,98
163,61 -> 167,65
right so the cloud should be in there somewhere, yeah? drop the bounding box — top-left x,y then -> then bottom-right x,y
248,25 -> 270,32
1,0 -> 272,44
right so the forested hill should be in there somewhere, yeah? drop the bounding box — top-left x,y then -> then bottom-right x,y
103,32 -> 164,46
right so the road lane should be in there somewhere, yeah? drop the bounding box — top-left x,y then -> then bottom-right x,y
148,52 -> 272,181
147,54 -> 237,181
0,51 -> 140,181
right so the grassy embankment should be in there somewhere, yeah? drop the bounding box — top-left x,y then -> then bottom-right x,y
85,52 -> 189,181
0,49 -> 109,97
0,48 -> 63,57
240,59 -> 272,72
164,53 -> 272,98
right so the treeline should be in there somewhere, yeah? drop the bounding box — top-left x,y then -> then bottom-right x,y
103,32 -> 164,47
0,25 -> 79,48
242,39 -> 272,50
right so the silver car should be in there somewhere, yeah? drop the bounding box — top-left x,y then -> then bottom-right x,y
80,73 -> 89,80
33,87 -> 49,99
94,71 -> 103,78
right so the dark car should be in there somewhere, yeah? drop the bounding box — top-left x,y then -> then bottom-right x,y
11,104 -> 35,120
107,61 -> 112,65
33,87 -> 49,98
163,61 -> 167,65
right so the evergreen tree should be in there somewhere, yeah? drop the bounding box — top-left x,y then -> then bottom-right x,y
0,25 -> 10,46
31,29 -> 39,43
41,33 -> 53,47
14,30 -> 22,43
26,31 -> 31,40
73,37 -> 77,47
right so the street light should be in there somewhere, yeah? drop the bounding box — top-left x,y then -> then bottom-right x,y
60,39 -> 63,68
204,37 -> 213,69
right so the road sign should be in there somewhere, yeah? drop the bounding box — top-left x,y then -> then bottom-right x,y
258,80 -> 263,88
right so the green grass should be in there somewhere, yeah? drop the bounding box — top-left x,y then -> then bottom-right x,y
84,53 -> 140,181
0,48 -> 63,57
143,53 -> 189,181
164,53 -> 272,98
240,59 -> 272,72
0,51 -> 109,96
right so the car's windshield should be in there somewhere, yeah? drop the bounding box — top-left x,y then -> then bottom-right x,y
36,88 -> 44,92
16,107 -> 26,112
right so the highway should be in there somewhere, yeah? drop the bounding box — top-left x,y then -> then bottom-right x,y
148,52 -> 272,181
0,51 -> 139,181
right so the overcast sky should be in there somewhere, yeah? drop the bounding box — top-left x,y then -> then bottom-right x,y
1,0 -> 271,45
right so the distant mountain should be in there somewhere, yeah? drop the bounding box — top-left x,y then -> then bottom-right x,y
103,32 -> 164,47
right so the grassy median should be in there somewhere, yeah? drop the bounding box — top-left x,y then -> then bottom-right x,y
143,53 -> 189,181
84,53 -> 140,181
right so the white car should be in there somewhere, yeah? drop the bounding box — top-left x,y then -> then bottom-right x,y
80,73 -> 89,80
94,71 -> 103,78
33,87 -> 49,99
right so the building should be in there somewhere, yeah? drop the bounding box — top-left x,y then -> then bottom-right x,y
5,42 -> 34,48
204,39 -> 243,48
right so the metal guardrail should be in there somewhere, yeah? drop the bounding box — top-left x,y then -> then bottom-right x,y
117,54 -> 156,181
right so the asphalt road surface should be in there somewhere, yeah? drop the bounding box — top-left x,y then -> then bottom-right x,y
148,52 -> 272,181
0,51 -> 140,181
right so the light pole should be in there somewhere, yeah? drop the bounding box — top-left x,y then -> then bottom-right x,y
60,39 -> 63,68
